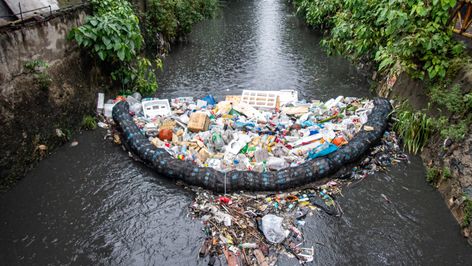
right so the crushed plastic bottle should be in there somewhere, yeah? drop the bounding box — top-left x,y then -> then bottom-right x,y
212,131 -> 225,152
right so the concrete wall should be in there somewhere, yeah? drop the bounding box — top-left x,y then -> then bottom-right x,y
0,7 -> 87,86
0,6 -> 109,189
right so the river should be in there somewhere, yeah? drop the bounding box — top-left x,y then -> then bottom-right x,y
1,0 -> 471,265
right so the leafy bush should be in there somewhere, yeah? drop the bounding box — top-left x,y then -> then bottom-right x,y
69,0 -> 161,95
434,117 -> 469,141
112,56 -> 162,95
24,59 -> 52,91
293,0 -> 341,29
464,198 -> 472,227
393,103 -> 433,154
429,79 -> 471,142
430,84 -> 467,114
81,115 -> 97,130
294,0 -> 464,79
69,0 -> 142,62
426,166 -> 452,184
426,167 -> 441,184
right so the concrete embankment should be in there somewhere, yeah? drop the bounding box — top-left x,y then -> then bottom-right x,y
0,6 -> 109,189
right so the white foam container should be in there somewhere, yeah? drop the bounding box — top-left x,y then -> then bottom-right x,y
241,90 -> 279,110
104,103 -> 115,118
142,99 -> 171,118
277,90 -> 298,105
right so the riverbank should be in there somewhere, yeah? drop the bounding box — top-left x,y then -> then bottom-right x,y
291,0 -> 472,243
0,0 -> 218,191
0,6 -> 110,190
380,67 -> 472,244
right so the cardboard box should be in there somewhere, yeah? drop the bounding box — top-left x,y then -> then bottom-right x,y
188,112 -> 210,132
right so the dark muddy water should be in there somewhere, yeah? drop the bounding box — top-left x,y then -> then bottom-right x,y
1,0 -> 471,265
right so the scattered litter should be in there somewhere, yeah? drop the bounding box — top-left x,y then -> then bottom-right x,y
187,180 -> 342,265
70,141 -> 79,147
55,128 -> 65,138
97,122 -> 108,129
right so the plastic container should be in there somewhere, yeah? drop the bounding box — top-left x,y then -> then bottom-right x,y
277,90 -> 298,105
96,93 -> 104,113
103,103 -> 115,118
267,157 -> 288,171
240,243 -> 258,249
241,90 -> 279,110
142,99 -> 171,118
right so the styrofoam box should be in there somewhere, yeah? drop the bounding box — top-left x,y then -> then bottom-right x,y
241,90 -> 279,110
142,99 -> 171,118
277,90 -> 298,105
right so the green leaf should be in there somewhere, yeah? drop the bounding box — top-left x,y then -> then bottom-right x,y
98,50 -> 106,61
117,49 -> 125,61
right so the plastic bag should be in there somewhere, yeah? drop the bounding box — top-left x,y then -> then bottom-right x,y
267,157 -> 288,171
261,214 -> 286,244
308,142 -> 338,159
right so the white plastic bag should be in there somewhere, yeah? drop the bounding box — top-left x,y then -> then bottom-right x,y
261,214 -> 286,244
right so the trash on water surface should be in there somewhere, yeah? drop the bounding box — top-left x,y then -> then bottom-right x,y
95,90 -> 409,265
102,90 -> 388,173
187,180 -> 343,265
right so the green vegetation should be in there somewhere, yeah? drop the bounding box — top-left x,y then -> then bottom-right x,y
69,0 -> 142,62
426,166 -> 452,184
81,115 -> 97,130
393,103 -> 433,154
69,0 -> 157,95
24,59 -> 52,91
111,56 -> 163,95
293,0 -> 463,79
293,0 -> 471,153
69,0 -> 218,95
143,0 -> 218,50
426,167 -> 441,184
464,197 -> 472,227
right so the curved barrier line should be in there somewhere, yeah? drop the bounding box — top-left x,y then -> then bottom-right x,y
113,98 -> 392,192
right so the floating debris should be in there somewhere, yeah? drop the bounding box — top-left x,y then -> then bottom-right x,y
187,180 -> 342,265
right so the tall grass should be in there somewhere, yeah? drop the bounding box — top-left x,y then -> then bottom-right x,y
393,103 -> 433,154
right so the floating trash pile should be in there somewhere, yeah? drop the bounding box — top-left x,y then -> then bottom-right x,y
96,90 -> 408,264
102,90 -> 377,173
187,180 -> 342,265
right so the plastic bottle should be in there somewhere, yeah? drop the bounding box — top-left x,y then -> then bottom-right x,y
234,154 -> 249,171
212,132 -> 225,151
254,148 -> 269,162
131,92 -> 142,102
240,243 -> 258,249
267,157 -> 288,170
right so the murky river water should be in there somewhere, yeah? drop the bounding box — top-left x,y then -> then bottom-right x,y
1,0 -> 471,265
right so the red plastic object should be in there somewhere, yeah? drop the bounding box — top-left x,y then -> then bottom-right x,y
218,196 -> 232,204
159,129 -> 173,141
115,95 -> 126,102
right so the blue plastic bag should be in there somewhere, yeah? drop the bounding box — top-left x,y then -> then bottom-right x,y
308,142 -> 338,159
201,95 -> 217,106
